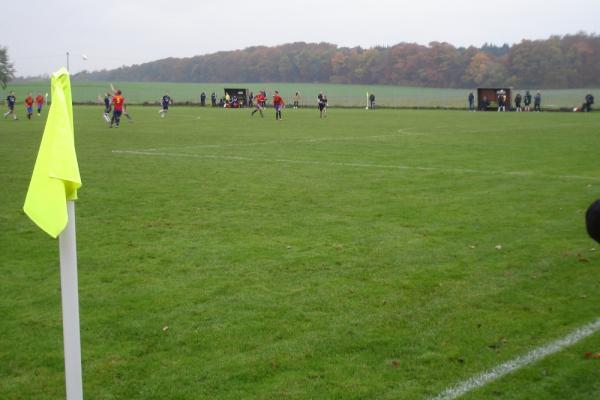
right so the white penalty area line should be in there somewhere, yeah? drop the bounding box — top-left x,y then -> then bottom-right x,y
111,149 -> 600,182
430,317 -> 600,400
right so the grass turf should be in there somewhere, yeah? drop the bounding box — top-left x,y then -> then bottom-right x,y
1,105 -> 600,399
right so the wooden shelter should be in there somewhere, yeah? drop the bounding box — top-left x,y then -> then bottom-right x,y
477,87 -> 512,111
224,88 -> 250,108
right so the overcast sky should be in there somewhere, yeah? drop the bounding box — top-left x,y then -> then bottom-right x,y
5,0 -> 600,77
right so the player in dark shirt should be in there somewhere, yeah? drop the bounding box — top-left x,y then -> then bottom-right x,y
497,91 -> 506,112
102,93 -> 112,122
159,92 -> 172,118
4,92 -> 17,120
317,92 -> 327,118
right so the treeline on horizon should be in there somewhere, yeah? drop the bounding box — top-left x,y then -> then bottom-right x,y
74,33 -> 600,89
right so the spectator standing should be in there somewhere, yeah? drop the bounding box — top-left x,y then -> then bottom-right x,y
584,93 -> 594,112
523,91 -> 532,111
534,92 -> 542,112
200,92 -> 206,106
468,92 -> 474,111
514,93 -> 522,112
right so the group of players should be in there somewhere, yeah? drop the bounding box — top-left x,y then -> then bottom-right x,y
100,84 -> 133,128
3,91 -> 47,120
101,89 -> 173,126
250,90 -> 287,120
250,90 -> 328,120
100,87 -> 327,126
8,88 -> 593,125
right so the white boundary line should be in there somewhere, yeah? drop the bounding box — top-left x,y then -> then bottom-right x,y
134,129 -> 423,152
130,121 -> 586,153
430,317 -> 600,400
111,149 -> 600,182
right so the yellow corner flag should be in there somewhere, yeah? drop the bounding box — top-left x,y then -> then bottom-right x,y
24,68 -> 81,238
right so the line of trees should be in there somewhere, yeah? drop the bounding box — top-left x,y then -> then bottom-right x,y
72,33 -> 598,88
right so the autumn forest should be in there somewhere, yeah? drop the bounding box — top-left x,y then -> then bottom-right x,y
74,33 -> 600,89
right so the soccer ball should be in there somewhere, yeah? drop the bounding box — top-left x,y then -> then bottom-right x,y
573,107 -> 578,112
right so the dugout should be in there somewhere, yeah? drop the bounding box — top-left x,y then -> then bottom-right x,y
477,87 -> 512,111
224,88 -> 249,108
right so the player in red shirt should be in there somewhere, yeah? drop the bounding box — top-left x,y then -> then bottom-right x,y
273,90 -> 284,121
110,90 -> 125,128
251,91 -> 266,118
25,93 -> 34,120
35,93 -> 45,116
109,83 -> 132,124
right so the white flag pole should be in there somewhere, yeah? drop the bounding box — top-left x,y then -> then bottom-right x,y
58,200 -> 83,400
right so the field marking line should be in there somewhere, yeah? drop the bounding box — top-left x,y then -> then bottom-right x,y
132,129 -> 423,152
424,122 -> 588,135
131,121 -> 588,153
111,149 -> 600,182
430,317 -> 600,400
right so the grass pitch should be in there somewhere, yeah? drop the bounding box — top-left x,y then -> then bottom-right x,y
1,105 -> 600,399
